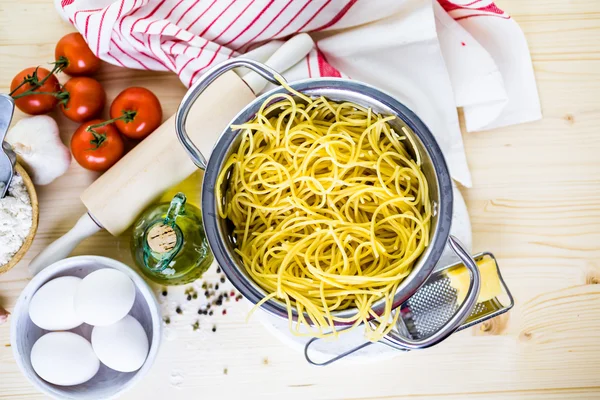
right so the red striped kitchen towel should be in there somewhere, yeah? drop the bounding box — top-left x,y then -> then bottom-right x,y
55,0 -> 542,187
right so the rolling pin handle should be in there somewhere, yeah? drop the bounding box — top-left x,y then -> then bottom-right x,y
28,213 -> 102,276
175,59 -> 286,171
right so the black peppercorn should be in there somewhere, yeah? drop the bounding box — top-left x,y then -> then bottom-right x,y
187,294 -> 192,301
217,267 -> 221,273
212,326 -> 217,332
162,290 -> 167,296
176,307 -> 182,314
204,290 -> 209,297
220,277 -> 226,283
209,311 -> 214,316
215,284 -> 219,290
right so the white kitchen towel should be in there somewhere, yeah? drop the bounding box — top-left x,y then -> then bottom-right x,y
55,0 -> 542,187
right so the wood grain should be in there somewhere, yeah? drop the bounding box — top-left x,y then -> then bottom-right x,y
2,0 -> 600,399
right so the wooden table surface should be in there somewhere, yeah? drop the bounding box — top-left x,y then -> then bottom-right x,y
2,0 -> 600,399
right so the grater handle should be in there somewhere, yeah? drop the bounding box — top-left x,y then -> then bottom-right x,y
382,235 -> 480,350
303,235 -> 481,366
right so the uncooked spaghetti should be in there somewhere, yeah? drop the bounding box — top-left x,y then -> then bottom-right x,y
217,85 -> 431,341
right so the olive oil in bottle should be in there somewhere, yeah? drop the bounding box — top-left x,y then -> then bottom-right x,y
131,193 -> 213,285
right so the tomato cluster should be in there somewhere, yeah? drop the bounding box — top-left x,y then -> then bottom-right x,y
10,32 -> 162,172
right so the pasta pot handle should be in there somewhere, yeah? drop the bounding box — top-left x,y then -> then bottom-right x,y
304,235 -> 481,366
175,59 -> 284,170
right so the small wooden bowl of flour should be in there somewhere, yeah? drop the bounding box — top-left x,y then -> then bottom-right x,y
0,164 -> 39,274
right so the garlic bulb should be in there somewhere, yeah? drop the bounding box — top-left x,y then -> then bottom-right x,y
6,116 -> 71,185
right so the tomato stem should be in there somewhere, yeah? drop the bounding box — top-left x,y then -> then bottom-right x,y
9,57 -> 67,98
89,130 -> 107,149
11,90 -> 69,105
51,56 -> 69,74
86,110 -> 137,149
86,110 -> 137,131
9,67 -> 40,96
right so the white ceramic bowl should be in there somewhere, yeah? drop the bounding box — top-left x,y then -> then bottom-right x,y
10,256 -> 161,400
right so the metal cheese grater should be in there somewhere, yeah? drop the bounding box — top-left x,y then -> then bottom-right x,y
304,252 -> 514,365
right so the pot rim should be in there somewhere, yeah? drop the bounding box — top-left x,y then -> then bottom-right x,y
202,77 -> 453,325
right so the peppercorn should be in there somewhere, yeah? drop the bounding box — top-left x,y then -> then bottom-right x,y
212,326 -> 217,332
217,267 -> 221,273
224,293 -> 229,299
216,299 -> 222,306
204,290 -> 209,297
162,290 -> 167,297
222,309 -> 227,315
187,294 -> 192,301
176,307 -> 182,314
230,291 -> 235,297
164,317 -> 171,324
220,277 -> 226,283
209,311 -> 214,316
215,284 -> 219,290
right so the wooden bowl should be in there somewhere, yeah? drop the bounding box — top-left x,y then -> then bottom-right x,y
0,164 -> 39,274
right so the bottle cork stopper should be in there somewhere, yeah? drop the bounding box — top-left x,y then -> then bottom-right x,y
147,223 -> 177,253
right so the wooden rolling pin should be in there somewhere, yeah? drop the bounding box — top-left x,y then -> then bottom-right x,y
29,34 -> 314,275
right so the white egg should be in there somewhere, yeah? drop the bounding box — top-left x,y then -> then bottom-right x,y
91,315 -> 149,372
31,332 -> 99,386
29,276 -> 83,330
75,269 -> 135,326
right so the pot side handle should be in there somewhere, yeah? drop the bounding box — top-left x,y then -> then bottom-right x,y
175,59 -> 286,170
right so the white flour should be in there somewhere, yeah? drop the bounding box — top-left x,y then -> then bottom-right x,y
0,173 -> 32,266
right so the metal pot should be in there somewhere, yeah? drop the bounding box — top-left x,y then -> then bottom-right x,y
175,59 -> 482,352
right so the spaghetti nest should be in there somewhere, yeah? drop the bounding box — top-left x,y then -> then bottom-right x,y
217,88 -> 432,341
